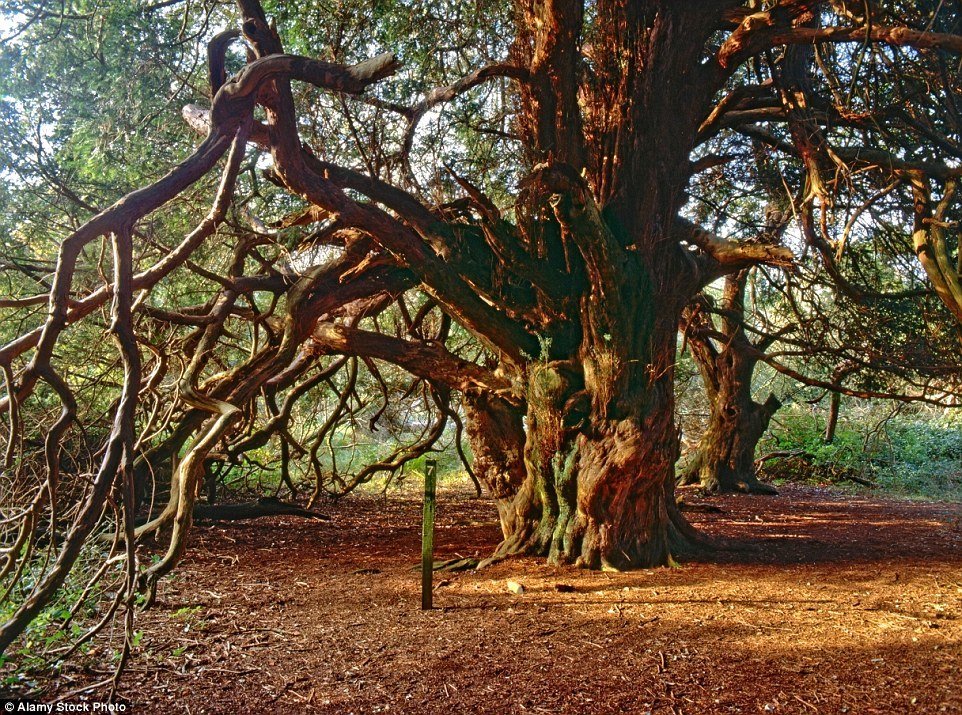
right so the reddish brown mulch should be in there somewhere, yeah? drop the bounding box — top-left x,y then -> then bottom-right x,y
18,484 -> 962,714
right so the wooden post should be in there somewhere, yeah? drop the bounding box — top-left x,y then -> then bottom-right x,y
421,458 -> 438,610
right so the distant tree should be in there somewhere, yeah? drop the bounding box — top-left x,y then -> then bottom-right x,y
678,258 -> 962,495
676,4 -> 962,494
680,269 -> 784,495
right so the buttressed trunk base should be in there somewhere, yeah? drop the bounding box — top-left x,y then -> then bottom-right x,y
488,312 -> 710,570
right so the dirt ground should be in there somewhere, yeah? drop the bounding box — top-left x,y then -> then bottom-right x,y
13,483 -> 962,714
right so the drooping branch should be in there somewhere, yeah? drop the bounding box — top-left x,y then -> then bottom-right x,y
0,11 -> 434,632
237,18 -> 540,366
1,46 -> 406,408
328,383 -> 452,496
0,223 -> 143,654
131,242 -> 414,547
908,174 -> 962,324
755,349 -> 962,405
225,355 -> 350,461
0,117 -> 253,410
182,69 -> 571,342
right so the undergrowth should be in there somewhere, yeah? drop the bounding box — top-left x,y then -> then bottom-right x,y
759,404 -> 962,501
0,541 -> 118,694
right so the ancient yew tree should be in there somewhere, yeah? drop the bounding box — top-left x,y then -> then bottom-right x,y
4,0 -> 962,656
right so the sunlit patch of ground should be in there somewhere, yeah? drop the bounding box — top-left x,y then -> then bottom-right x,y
19,485 -> 962,714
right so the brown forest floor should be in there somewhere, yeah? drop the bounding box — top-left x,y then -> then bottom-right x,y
17,484 -> 962,714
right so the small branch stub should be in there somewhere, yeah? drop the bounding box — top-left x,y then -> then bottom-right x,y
421,458 -> 438,610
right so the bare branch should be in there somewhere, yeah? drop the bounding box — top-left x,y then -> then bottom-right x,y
674,217 -> 795,277
720,17 -> 962,70
311,321 -> 520,402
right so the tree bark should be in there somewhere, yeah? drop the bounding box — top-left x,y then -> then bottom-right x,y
472,2 -> 728,568
463,394 -> 527,538
491,304 -> 711,569
824,391 -> 841,444
681,272 -> 781,495
682,384 -> 781,495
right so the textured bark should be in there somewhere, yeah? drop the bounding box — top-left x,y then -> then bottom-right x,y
575,346 -> 707,568
682,272 -> 781,495
479,2 -> 728,568
193,497 -> 328,522
682,387 -> 781,495
824,391 -> 841,444
492,307 -> 711,568
463,395 -> 527,538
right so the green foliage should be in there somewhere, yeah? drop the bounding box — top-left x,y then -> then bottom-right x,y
873,413 -> 962,499
0,542 -> 110,690
319,424 -> 470,494
170,605 -> 208,633
766,409 -> 863,469
760,403 -> 962,500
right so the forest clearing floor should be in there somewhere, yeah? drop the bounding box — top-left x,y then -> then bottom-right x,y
13,483 -> 962,714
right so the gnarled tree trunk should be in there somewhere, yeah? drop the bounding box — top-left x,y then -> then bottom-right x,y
681,377 -> 781,495
473,2 -> 735,568
681,271 -> 780,494
489,304 -> 710,568
463,394 -> 527,538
